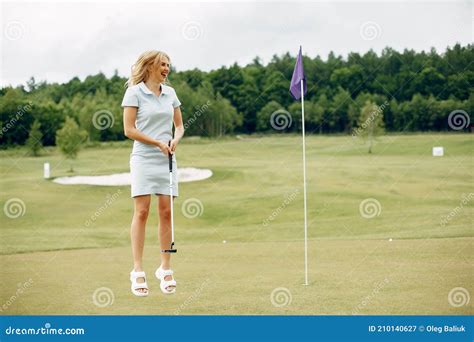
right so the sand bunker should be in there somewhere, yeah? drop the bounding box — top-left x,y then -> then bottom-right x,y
53,168 -> 212,186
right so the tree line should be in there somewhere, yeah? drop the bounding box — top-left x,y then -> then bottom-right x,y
0,43 -> 472,149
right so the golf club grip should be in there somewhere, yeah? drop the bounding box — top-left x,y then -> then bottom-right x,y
168,141 -> 172,172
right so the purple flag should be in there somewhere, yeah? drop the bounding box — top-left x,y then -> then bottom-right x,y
289,46 -> 307,100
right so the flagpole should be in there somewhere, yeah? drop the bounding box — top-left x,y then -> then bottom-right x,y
300,79 -> 309,286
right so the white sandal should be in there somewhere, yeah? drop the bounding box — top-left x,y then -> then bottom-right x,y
130,270 -> 149,297
155,266 -> 176,294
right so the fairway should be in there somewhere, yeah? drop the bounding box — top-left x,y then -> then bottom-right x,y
1,134 -> 472,315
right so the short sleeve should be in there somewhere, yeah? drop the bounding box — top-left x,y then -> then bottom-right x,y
121,87 -> 139,107
172,89 -> 181,108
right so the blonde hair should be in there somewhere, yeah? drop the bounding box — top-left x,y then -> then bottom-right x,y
125,50 -> 171,87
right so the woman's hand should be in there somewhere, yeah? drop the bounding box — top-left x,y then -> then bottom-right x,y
156,141 -> 172,156
169,138 -> 179,154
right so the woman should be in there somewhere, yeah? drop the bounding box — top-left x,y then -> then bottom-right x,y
122,50 -> 184,296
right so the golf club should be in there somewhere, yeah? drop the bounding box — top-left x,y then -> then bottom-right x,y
162,141 -> 177,253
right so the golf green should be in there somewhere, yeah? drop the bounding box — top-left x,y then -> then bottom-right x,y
1,134 -> 472,314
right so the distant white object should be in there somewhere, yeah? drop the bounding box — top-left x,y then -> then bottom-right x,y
53,168 -> 212,186
223,240 -> 227,244
389,238 -> 393,242
44,163 -> 50,179
432,147 -> 444,157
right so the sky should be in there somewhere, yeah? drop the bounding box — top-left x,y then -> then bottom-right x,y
1,0 -> 472,87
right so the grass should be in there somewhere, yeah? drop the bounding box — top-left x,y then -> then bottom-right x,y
0,133 -> 472,315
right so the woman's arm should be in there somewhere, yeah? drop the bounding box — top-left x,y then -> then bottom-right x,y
173,106 -> 184,141
123,106 -> 170,154
170,106 -> 184,153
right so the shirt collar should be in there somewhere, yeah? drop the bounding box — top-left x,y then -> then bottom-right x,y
138,81 -> 170,95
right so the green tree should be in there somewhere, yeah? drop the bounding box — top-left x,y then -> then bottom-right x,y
26,120 -> 43,156
315,94 -> 330,134
212,91 -> 242,136
34,99 -> 66,146
357,101 -> 385,153
330,65 -> 364,95
0,89 -> 33,146
1,43 -> 473,144
330,87 -> 351,132
413,67 -> 446,97
56,117 -> 88,172
233,78 -> 260,133
256,101 -> 290,132
287,102 -> 303,132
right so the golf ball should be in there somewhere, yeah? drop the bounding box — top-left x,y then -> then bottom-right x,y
389,238 -> 393,242
223,240 -> 227,244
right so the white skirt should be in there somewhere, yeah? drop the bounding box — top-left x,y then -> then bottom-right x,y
129,151 -> 179,198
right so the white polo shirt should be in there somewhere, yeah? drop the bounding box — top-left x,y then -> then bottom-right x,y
121,81 -> 181,157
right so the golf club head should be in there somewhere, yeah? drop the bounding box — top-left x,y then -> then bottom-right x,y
162,249 -> 177,253
161,242 -> 177,253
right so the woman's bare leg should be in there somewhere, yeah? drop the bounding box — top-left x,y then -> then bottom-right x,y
158,195 -> 175,287
131,195 -> 151,293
